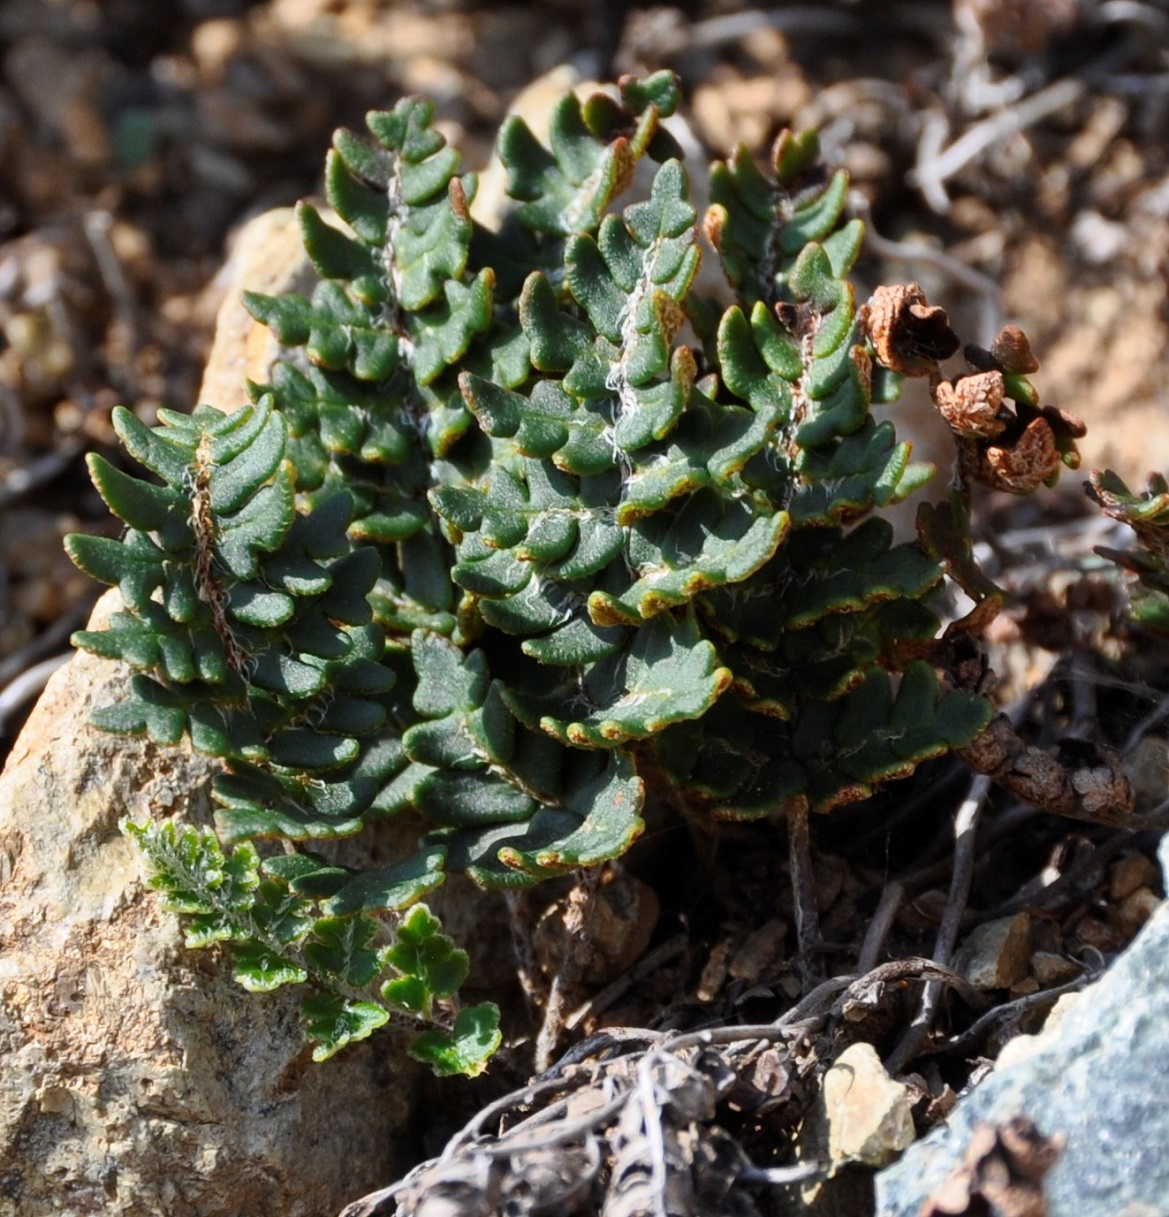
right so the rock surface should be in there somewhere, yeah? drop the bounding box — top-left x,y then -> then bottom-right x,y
817,1042 -> 915,1170
0,591 -> 423,1217
197,206 -> 317,412
787,1042 -> 914,1217
953,912 -> 1031,990
0,212 -> 425,1217
877,837 -> 1169,1217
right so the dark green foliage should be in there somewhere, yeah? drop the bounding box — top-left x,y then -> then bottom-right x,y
68,78 -> 1072,1071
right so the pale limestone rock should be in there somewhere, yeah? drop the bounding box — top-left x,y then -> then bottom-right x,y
0,211 -> 428,1215
0,590 -> 422,1217
197,206 -> 316,412
954,912 -> 1031,990
818,1042 -> 916,1169
785,1043 -> 915,1217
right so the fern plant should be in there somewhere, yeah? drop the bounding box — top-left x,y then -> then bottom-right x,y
66,73 -> 1078,1073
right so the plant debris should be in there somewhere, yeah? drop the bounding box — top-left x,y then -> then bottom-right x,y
918,1116 -> 1064,1217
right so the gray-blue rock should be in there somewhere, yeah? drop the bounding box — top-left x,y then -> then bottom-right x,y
876,836 -> 1169,1217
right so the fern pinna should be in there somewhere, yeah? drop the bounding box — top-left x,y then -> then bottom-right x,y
66,73 -> 1073,1071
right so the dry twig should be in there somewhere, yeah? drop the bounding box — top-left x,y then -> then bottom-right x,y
959,714 -> 1134,827
886,775 -> 991,1075
786,796 -> 823,989
856,880 -> 907,975
911,77 -> 1086,212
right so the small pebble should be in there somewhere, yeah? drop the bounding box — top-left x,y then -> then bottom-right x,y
1118,887 -> 1162,937
955,913 -> 1032,990
1110,850 -> 1159,902
1031,951 -> 1081,986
